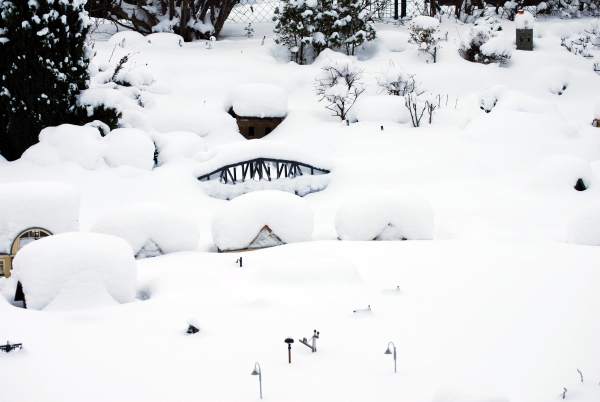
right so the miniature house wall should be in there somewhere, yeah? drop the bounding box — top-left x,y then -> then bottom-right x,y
515,10 -> 534,51
1,228 -> 53,277
228,83 -> 288,140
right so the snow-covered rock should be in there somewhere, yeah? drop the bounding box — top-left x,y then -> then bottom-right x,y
350,95 -> 410,124
90,204 -> 200,258
22,124 -> 106,169
515,11 -> 535,30
154,131 -> 209,165
567,207 -> 600,246
212,191 -> 313,251
335,194 -> 434,241
11,232 -> 136,310
0,182 -> 80,254
228,83 -> 288,118
104,128 -> 156,170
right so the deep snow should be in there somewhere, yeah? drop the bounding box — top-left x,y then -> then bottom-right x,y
1,15 -> 600,402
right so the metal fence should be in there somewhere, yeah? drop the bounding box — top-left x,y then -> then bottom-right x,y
227,0 -> 427,23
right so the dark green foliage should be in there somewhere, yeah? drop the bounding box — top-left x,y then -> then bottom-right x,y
72,104 -> 122,134
0,0 -> 90,160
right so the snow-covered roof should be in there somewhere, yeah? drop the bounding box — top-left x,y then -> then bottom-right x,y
228,83 -> 288,118
90,204 -> 200,258
12,232 -> 137,311
0,182 -> 80,254
211,190 -> 313,251
335,194 -> 434,241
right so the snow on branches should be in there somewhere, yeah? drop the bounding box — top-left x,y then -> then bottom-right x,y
408,16 -> 441,63
315,60 -> 365,120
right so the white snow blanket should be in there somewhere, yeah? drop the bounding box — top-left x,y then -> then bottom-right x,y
104,128 -> 156,170
410,15 -> 440,30
0,182 -> 79,254
108,31 -> 148,49
90,204 -> 200,258
212,190 -> 313,251
350,95 -> 410,124
153,131 -> 210,165
11,232 -> 137,310
335,195 -> 434,241
529,155 -> 594,192
567,207 -> 600,246
228,83 -> 288,118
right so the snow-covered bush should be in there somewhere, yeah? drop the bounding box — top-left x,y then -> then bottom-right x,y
0,0 -> 92,160
103,128 -> 156,170
212,190 -> 314,252
408,16 -> 441,63
12,232 -> 137,311
567,208 -> 600,246
561,22 -> 600,59
0,182 -> 80,255
90,204 -> 200,258
335,194 -> 434,241
153,131 -> 209,165
377,66 -> 422,97
329,0 -> 377,56
459,25 -> 512,65
228,83 -> 288,118
273,0 -> 322,64
315,60 -> 365,120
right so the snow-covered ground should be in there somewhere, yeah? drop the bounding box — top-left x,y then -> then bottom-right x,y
1,16 -> 600,402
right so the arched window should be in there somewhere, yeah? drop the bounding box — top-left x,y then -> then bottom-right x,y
10,227 -> 53,256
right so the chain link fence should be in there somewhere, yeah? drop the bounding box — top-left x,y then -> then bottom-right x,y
228,0 -> 427,23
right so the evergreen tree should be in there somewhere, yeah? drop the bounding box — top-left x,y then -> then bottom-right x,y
0,0 -> 90,160
331,0 -> 376,56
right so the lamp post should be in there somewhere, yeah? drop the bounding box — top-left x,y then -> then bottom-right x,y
284,338 -> 294,364
251,362 -> 262,399
384,341 -> 397,373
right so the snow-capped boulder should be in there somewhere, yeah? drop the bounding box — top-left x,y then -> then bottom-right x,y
90,204 -> 200,258
530,155 -> 594,192
104,128 -> 156,170
0,182 -> 79,254
228,83 -> 288,118
335,194 -> 434,241
567,208 -> 600,246
22,124 -> 106,169
350,95 -> 410,124
212,191 -> 313,251
12,232 -> 137,310
154,131 -> 209,165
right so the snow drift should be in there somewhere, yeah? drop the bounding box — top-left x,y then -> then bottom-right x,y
228,83 -> 288,118
567,207 -> 600,246
104,128 -> 156,170
90,204 -> 200,258
12,232 -> 137,310
335,194 -> 434,241
211,190 -> 313,251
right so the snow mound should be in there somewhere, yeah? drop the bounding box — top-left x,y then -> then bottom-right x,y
154,131 -> 209,165
0,182 -> 80,253
377,30 -> 409,52
567,207 -> 600,246
350,95 -> 409,124
146,33 -> 184,48
12,232 -> 136,311
335,194 -> 434,241
22,124 -> 106,169
212,191 -> 313,251
229,83 -> 288,118
104,128 -> 156,170
515,11 -> 534,30
90,204 -> 200,258
108,31 -> 148,49
530,155 -> 594,192
410,15 -> 440,30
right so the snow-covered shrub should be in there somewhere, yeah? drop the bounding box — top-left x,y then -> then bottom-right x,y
90,204 -> 200,258
228,84 -> 288,118
0,182 -> 80,255
335,194 -> 434,241
377,66 -> 422,97
103,128 -> 156,170
459,25 -> 512,65
542,67 -> 570,96
315,60 -> 365,120
408,16 -> 441,63
561,22 -> 600,59
273,0 -> 322,64
212,190 -> 314,252
329,0 -> 377,56
567,208 -> 600,246
12,232 -> 137,311
0,0 -> 91,161
154,131 -> 209,165
350,95 -> 410,124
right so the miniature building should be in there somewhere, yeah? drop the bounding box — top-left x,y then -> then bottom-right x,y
228,83 -> 288,140
516,29 -> 533,51
1,227 -> 53,278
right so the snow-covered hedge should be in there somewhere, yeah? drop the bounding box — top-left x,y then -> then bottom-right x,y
459,25 -> 511,65
567,208 -> 600,246
408,16 -> 441,62
12,232 -> 137,311
90,204 -> 200,258
0,182 -> 79,254
212,190 -> 313,251
154,131 -> 210,165
104,128 -> 156,170
228,83 -> 288,118
335,195 -> 434,241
